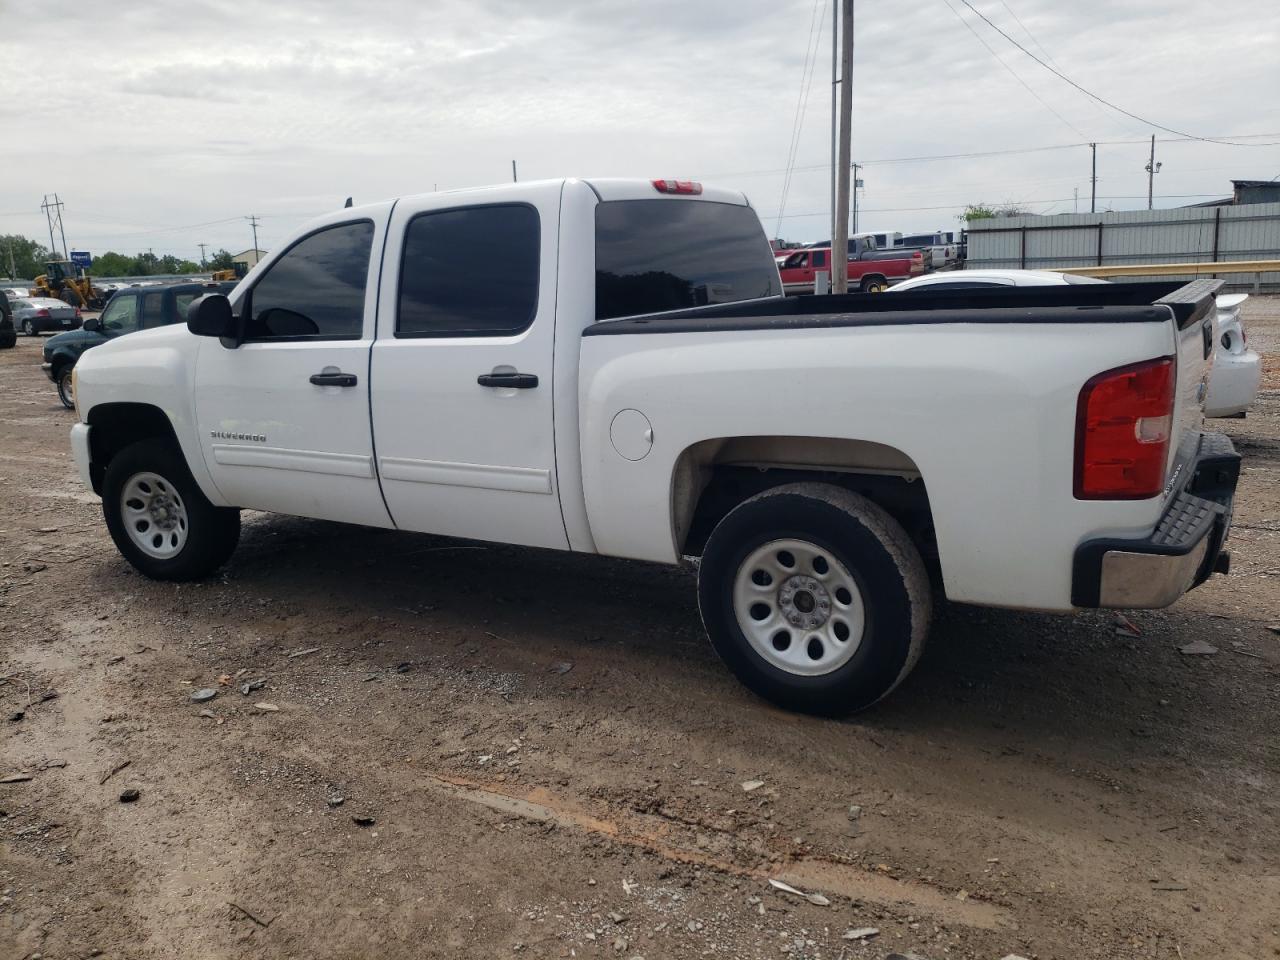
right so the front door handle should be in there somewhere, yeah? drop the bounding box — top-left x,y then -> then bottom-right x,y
477,372 -> 539,389
310,371 -> 358,387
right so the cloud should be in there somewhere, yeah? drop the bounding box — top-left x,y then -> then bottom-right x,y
0,0 -> 1275,259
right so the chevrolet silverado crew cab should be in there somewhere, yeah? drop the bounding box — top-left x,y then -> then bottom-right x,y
67,177 -> 1239,714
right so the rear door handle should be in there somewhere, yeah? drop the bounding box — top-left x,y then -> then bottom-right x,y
310,371 -> 358,387
477,372 -> 539,389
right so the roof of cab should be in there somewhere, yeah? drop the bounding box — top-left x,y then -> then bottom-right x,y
347,177 -> 750,215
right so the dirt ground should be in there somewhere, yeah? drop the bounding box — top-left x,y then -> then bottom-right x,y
2,300 -> 1278,960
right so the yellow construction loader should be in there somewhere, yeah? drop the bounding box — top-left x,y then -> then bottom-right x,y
209,262 -> 248,283
33,260 -> 105,309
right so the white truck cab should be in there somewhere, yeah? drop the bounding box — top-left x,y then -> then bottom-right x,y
69,177 -> 1239,714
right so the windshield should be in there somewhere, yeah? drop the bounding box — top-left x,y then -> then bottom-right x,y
594,200 -> 779,320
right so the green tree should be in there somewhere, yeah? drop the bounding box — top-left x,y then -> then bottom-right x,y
960,203 -> 1035,221
91,251 -> 138,276
208,249 -> 234,271
960,204 -> 998,221
0,234 -> 53,279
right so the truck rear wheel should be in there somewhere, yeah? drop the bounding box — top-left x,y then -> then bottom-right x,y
102,439 -> 240,581
860,276 -> 888,293
697,483 -> 931,715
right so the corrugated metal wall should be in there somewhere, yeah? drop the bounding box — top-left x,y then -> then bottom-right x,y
966,202 -> 1280,288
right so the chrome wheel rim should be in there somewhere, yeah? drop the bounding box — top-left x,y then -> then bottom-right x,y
121,471 -> 189,559
731,538 -> 866,676
58,371 -> 74,407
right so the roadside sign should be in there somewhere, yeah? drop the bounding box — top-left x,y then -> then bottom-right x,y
70,250 -> 92,268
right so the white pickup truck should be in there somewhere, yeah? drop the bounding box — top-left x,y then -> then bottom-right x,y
68,177 -> 1240,714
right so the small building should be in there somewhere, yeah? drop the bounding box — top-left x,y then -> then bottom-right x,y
1231,180 -> 1280,205
233,248 -> 266,269
1187,179 -> 1280,207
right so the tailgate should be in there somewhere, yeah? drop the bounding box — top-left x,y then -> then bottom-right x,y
1157,279 -> 1219,484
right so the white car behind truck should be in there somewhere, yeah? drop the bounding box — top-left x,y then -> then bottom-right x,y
889,269 -> 1263,418
68,177 -> 1240,714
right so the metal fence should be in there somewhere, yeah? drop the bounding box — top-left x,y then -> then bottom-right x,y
965,202 -> 1280,289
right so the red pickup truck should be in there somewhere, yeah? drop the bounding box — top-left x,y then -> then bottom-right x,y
778,238 -> 926,294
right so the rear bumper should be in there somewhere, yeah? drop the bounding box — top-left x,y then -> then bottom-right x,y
1072,433 -> 1238,608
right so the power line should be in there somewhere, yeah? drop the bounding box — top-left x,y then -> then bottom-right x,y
776,0 -> 828,236
995,0 -> 1059,69
942,0 -> 1086,139
698,132 -> 1280,180
956,0 -> 1280,147
763,193 -> 1225,219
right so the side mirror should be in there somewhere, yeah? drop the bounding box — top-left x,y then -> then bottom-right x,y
82,317 -> 101,332
186,294 -> 237,341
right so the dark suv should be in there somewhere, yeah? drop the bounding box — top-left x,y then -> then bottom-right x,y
42,281 -> 235,408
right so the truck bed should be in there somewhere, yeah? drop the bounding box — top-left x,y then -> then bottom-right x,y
582,279 -> 1220,336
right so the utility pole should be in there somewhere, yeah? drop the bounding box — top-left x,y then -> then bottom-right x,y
831,0 -> 854,293
1089,142 -> 1097,213
1144,135 -> 1161,210
1074,187 -> 1079,213
40,193 -> 69,260
247,215 -> 261,256
512,160 -> 518,183
830,0 -> 838,245
198,243 -> 208,268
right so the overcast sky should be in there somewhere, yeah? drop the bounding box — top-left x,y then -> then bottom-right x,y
0,0 -> 1276,264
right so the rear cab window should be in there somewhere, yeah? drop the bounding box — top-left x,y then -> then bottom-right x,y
595,200 -> 779,321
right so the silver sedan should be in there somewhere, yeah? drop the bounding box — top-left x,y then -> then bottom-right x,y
10,297 -> 81,336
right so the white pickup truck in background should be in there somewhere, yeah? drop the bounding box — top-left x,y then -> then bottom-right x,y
68,177 -> 1240,714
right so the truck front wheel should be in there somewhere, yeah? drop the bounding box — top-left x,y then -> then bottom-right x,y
697,483 -> 931,715
102,439 -> 240,581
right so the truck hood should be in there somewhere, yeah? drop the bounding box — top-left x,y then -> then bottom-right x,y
44,328 -> 106,354
80,322 -> 191,362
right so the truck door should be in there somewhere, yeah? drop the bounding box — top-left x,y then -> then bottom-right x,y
369,181 -> 568,549
193,207 -> 393,529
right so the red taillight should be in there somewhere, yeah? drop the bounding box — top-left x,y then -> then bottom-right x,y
75,307 -> 82,319
651,179 -> 703,195
35,308 -> 51,318
1075,357 -> 1175,500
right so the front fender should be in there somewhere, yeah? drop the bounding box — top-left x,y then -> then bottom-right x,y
76,330 -> 226,506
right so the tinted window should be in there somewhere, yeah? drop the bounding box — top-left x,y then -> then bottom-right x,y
174,291 -> 202,318
812,251 -> 828,268
397,205 -> 539,337
141,292 -> 168,329
905,280 -> 1005,291
595,200 -> 779,320
100,294 -> 141,336
245,221 -> 374,340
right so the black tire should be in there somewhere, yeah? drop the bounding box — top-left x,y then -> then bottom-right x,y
860,276 -> 888,293
21,318 -> 36,336
697,483 -> 931,715
56,365 -> 75,409
62,288 -> 79,307
0,324 -> 14,350
102,438 -> 240,581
